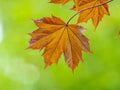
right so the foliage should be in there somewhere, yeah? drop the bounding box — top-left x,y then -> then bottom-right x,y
28,0 -> 112,71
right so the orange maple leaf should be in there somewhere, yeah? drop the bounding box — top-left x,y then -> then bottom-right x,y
50,0 -> 70,4
28,16 -> 90,71
72,0 -> 110,29
50,0 -> 110,29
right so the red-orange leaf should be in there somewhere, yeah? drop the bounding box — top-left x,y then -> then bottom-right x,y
72,0 -> 110,29
28,16 -> 90,71
50,0 -> 70,5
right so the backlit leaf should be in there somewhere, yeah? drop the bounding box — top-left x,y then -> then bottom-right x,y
72,0 -> 110,29
50,0 -> 70,5
50,0 -> 110,29
28,16 -> 90,71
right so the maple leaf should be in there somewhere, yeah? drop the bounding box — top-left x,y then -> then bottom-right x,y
50,0 -> 110,29
28,16 -> 90,71
50,0 -> 70,5
72,0 -> 110,29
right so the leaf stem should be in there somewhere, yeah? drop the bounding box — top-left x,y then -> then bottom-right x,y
66,0 -> 113,25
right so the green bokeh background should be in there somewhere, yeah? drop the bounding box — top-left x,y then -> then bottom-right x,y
0,0 -> 120,90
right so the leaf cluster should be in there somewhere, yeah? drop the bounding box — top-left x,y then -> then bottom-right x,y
28,0 -> 112,72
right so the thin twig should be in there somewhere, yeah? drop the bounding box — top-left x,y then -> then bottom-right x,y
66,0 -> 113,25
